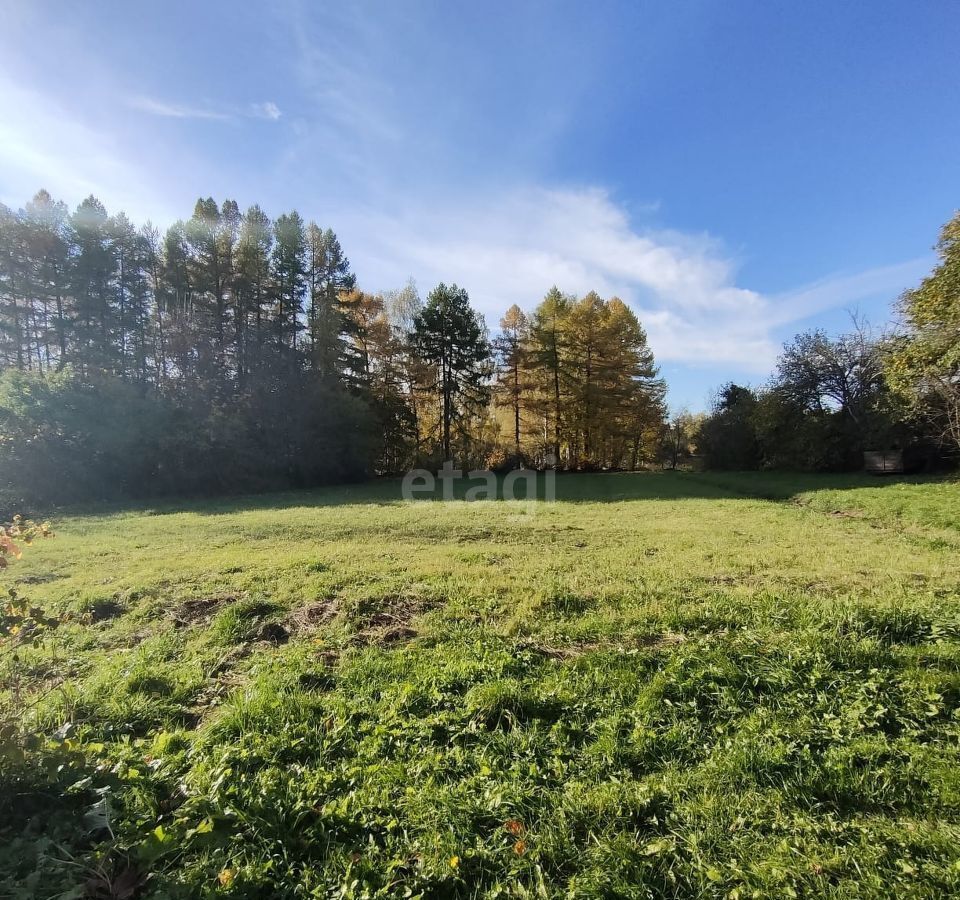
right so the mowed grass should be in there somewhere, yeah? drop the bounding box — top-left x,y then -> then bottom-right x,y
2,472 -> 960,898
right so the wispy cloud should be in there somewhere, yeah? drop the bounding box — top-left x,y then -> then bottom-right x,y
128,96 -> 231,121
128,95 -> 282,122
251,101 -> 282,121
337,186 -> 926,374
0,6 -> 923,390
263,2 -> 926,380
768,261 -> 927,328
0,72 -> 920,380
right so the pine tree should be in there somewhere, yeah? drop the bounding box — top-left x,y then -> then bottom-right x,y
411,283 -> 491,462
69,196 -> 117,376
383,279 -> 424,462
185,198 -> 230,380
219,200 -> 242,378
141,223 -> 168,386
306,224 -> 355,377
109,212 -> 153,380
22,190 -> 71,370
566,291 -> 607,464
527,291 -> 664,469
0,203 -> 25,371
271,212 -> 307,355
234,205 -> 273,380
159,221 -> 197,384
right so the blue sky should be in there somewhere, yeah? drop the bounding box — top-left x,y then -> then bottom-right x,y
1,1 -> 958,410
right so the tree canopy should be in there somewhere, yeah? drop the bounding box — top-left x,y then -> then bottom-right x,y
0,188 -> 671,508
887,212 -> 960,453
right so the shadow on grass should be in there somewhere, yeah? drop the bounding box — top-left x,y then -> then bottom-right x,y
44,470 -> 954,520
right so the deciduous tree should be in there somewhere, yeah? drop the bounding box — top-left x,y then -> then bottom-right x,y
493,304 -> 530,459
887,212 -> 960,453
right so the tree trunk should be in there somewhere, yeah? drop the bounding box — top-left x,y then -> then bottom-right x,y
552,340 -> 561,465
442,357 -> 452,461
513,359 -> 521,456
55,288 -> 67,368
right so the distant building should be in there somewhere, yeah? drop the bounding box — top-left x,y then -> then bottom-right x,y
863,451 -> 904,474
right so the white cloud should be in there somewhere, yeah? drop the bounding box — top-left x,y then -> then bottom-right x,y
768,261 -> 927,328
128,95 -> 282,122
127,96 -> 232,121
0,72 -> 923,381
251,101 -> 282,121
337,185 -> 924,373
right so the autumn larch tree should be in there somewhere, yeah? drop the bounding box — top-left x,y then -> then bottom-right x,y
529,286 -> 571,465
493,304 -> 530,460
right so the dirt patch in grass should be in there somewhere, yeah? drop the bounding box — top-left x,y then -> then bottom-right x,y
98,627 -> 153,650
17,572 -> 64,585
204,634 -> 290,681
346,594 -> 439,647
355,593 -> 438,627
255,621 -> 290,644
524,632 -> 687,660
707,574 -> 740,586
456,529 -> 494,542
88,598 -> 125,623
207,646 -> 248,677
829,508 -> 865,519
170,593 -> 237,627
186,668 -> 248,725
351,623 -> 419,648
313,648 -> 341,666
644,631 -> 687,649
287,597 -> 340,634
364,607 -> 418,630
298,669 -> 337,690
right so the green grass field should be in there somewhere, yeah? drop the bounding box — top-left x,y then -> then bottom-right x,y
3,472 -> 960,898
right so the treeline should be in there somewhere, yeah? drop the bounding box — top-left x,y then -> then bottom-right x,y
0,190 -> 666,507
490,290 -> 665,470
697,325 -> 920,471
694,210 -> 960,472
